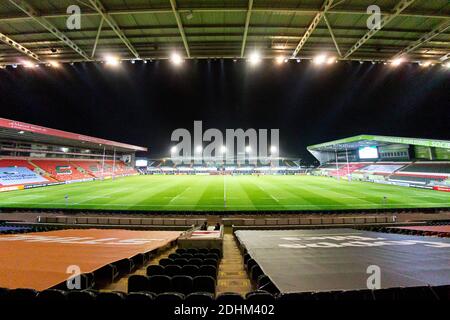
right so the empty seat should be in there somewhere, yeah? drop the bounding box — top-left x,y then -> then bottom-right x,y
148,275 -> 172,294
174,258 -> 189,267
193,253 -> 206,259
205,253 -> 219,261
246,258 -> 257,272
181,265 -> 200,278
185,292 -> 214,304
168,253 -> 180,260
96,291 -> 126,304
199,265 -> 217,280
172,275 -> 194,295
147,264 -> 165,276
187,248 -> 198,254
188,258 -> 203,266
243,253 -> 251,265
180,254 -> 194,259
245,291 -> 275,303
131,253 -> 148,268
216,292 -> 245,304
203,258 -> 218,268
128,275 -> 150,293
94,264 -> 119,286
210,248 -> 221,257
256,275 -> 279,294
198,248 -> 209,255
176,248 -> 187,254
165,265 -> 182,277
155,292 -> 185,304
36,289 -> 67,303
67,290 -> 97,304
159,258 -> 174,267
115,258 -> 135,275
7,288 -> 38,303
126,292 -> 154,306
193,276 -> 216,295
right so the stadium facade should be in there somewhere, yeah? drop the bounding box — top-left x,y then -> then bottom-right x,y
308,135 -> 450,191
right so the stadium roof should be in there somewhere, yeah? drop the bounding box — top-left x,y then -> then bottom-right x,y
0,117 -> 147,152
0,0 -> 449,65
307,134 -> 450,152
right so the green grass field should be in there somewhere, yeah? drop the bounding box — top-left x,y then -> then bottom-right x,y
0,175 -> 449,211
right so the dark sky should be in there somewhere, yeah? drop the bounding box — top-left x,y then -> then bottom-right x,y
0,60 -> 449,164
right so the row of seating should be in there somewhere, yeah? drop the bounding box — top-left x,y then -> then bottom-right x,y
37,216 -> 206,226
128,275 -> 216,295
147,264 -> 217,279
363,226 -> 450,238
223,216 -> 392,226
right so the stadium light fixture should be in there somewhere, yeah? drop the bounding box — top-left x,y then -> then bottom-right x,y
312,54 -> 327,65
61,147 -> 69,153
248,51 -> 262,66
171,146 -> 177,153
442,62 -> 450,69
270,146 -> 277,153
195,145 -> 203,153
220,146 -> 227,154
105,55 -> 120,67
275,56 -> 284,65
326,57 -> 336,65
245,146 -> 252,153
391,58 -> 404,67
419,61 -> 432,68
48,61 -> 61,68
18,131 -> 25,134
170,53 -> 183,66
22,61 -> 35,68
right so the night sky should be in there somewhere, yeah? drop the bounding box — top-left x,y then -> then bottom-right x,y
0,60 -> 449,164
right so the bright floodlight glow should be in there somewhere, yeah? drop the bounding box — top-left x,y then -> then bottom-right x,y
170,146 -> 177,153
105,55 -> 120,66
442,62 -> 450,69
61,147 -> 69,153
270,146 -> 277,153
326,57 -> 336,65
170,53 -> 183,65
245,146 -> 252,153
220,146 -> 227,153
420,61 -> 432,67
391,58 -> 404,67
275,56 -> 284,65
49,61 -> 60,68
18,131 -> 25,134
23,61 -> 35,68
312,54 -> 327,65
195,145 -> 203,153
248,51 -> 261,66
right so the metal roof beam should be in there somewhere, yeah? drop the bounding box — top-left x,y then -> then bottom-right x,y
393,19 -> 450,59
241,0 -> 253,58
292,0 -> 334,58
343,0 -> 416,59
7,0 -> 91,61
323,13 -> 341,57
88,0 -> 140,59
169,0 -> 190,58
91,17 -> 104,58
0,32 -> 40,61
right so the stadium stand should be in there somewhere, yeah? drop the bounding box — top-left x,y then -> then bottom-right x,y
31,160 -> 92,182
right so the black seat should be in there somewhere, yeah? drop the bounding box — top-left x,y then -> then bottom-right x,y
172,275 -> 194,295
181,265 -> 200,277
115,258 -> 135,275
96,291 -> 126,305
243,253 -> 251,265
199,265 -> 217,280
155,292 -> 185,304
131,253 -> 148,268
203,258 -> 218,268
67,290 -> 97,304
159,258 -> 174,267
94,264 -> 119,286
210,248 -> 221,257
176,248 -> 187,254
185,292 -> 214,304
174,258 -> 189,267
246,258 -> 257,272
128,275 -> 150,292
250,264 -> 263,282
205,253 -> 219,261
188,258 -> 203,266
36,289 -> 67,303
147,264 -> 165,276
165,265 -> 182,277
198,248 -> 209,255
148,275 -> 172,294
180,253 -> 194,259
216,292 -> 244,304
7,288 -> 38,303
193,276 -> 216,295
126,292 -> 154,306
193,253 -> 206,259
168,253 -> 181,260
245,291 -> 275,303
186,248 -> 198,254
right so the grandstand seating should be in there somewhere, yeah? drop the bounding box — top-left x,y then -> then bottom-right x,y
31,160 -> 92,182
0,159 -> 37,171
400,162 -> 450,175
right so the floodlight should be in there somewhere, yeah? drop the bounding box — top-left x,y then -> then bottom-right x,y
171,146 -> 177,153
170,52 -> 183,65
195,145 -> 203,153
248,51 -> 261,66
23,61 -> 35,68
220,146 -> 227,153
275,56 -> 284,65
105,55 -> 120,66
245,146 -> 252,153
391,58 -> 404,67
326,57 -> 336,64
270,146 -> 277,153
312,54 -> 327,65
48,61 -> 60,68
